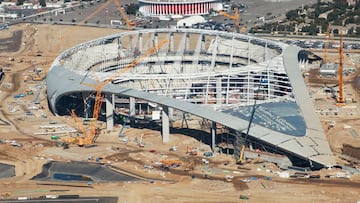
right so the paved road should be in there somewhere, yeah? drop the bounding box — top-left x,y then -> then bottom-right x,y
0,197 -> 117,203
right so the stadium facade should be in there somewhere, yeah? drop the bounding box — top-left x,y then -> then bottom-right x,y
138,0 -> 222,16
46,29 -> 335,169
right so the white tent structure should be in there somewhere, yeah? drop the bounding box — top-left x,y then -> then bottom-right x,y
176,15 -> 206,28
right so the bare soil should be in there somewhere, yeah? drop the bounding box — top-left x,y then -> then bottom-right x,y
0,23 -> 359,203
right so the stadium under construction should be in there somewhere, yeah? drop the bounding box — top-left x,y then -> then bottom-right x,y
46,28 -> 335,169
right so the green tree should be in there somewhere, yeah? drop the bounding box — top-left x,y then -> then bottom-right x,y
16,0 -> 24,6
39,0 -> 46,7
286,10 -> 299,21
125,3 -> 139,15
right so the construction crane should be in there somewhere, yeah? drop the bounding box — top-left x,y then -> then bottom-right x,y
323,24 -> 334,64
80,0 -> 113,24
336,33 -> 345,106
68,38 -> 170,147
217,8 -> 245,33
113,0 -> 136,30
237,96 -> 257,164
237,75 -> 265,164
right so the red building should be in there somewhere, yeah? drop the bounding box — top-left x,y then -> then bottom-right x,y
139,0 -> 222,17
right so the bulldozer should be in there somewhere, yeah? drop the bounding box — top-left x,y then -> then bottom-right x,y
160,159 -> 183,168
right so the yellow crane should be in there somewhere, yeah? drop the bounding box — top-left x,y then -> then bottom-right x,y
217,8 -> 245,33
113,0 -> 136,30
67,38 -> 170,147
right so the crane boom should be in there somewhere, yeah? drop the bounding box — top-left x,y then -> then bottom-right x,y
336,33 -> 345,106
73,38 -> 170,146
113,0 -> 135,30
80,0 -> 112,24
217,8 -> 240,33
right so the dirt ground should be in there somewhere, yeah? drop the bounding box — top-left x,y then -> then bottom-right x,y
0,23 -> 359,203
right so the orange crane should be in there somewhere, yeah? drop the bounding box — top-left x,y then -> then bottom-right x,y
80,0 -> 113,24
323,24 -> 334,64
113,0 -> 136,30
217,8 -> 245,33
336,33 -> 345,106
69,38 -> 170,146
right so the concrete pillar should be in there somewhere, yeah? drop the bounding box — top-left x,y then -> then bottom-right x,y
117,36 -> 122,57
129,97 -> 135,126
106,96 -> 114,132
154,33 -> 158,46
201,35 -> 205,52
168,107 -> 174,127
210,36 -> 218,71
216,76 -> 222,105
170,33 -> 174,52
211,121 -> 216,152
185,33 -> 190,51
264,42 -> 268,62
248,39 -> 251,65
138,33 -> 143,53
229,36 -> 234,68
161,106 -> 170,143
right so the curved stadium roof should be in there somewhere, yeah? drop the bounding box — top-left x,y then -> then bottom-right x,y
46,28 -> 335,168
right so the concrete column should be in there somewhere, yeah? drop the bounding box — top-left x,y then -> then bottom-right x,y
201,35 -> 205,52
154,33 -> 158,46
216,76 -> 222,105
106,96 -> 114,132
211,121 -> 216,152
264,42 -> 268,61
229,36 -> 234,68
138,33 -> 143,53
210,36 -> 218,71
117,36 -> 122,57
185,33 -> 190,51
248,39 -> 251,65
170,33 -> 174,52
168,107 -> 174,127
161,106 -> 170,143
129,97 -> 135,126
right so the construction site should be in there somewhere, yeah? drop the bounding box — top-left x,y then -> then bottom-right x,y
0,2 -> 360,203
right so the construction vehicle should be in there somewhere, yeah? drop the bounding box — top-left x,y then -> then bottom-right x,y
225,175 -> 234,182
65,39 -> 170,147
217,8 -> 245,33
186,146 -> 197,156
160,159 -> 183,168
